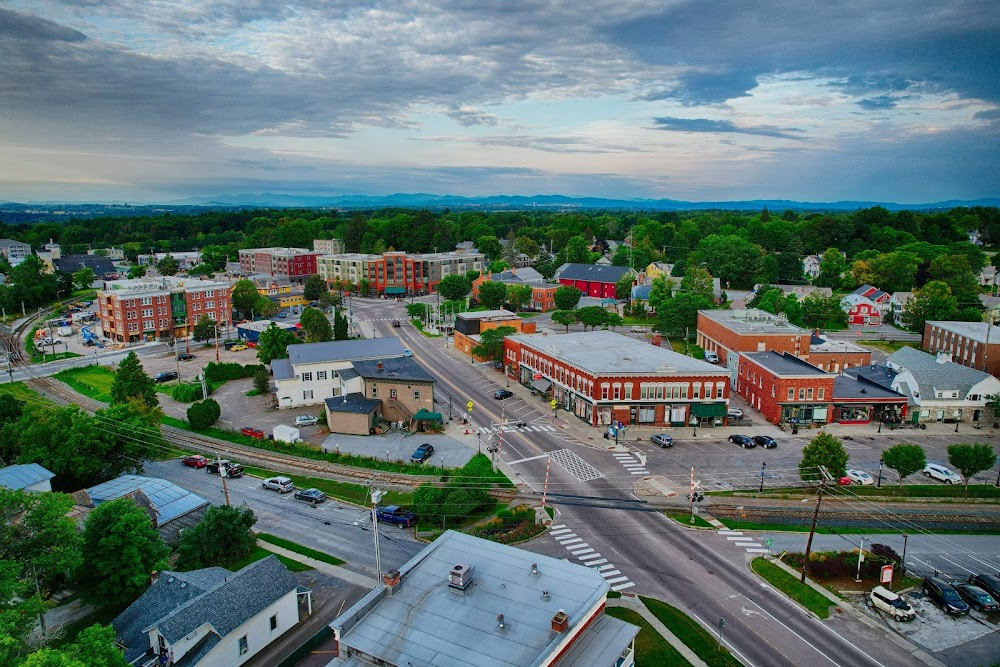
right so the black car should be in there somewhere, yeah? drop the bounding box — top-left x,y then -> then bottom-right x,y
728,434 -> 756,448
411,443 -> 434,463
954,583 -> 1000,612
923,576 -> 970,614
177,352 -> 196,361
494,389 -> 514,400
752,435 -> 777,449
152,371 -> 179,383
223,340 -> 240,350
206,460 -> 244,478
968,573 -> 1000,602
294,488 -> 327,504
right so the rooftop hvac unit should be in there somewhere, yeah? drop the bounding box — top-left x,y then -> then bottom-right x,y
448,563 -> 475,591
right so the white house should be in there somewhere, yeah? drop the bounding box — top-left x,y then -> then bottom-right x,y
803,255 -> 822,279
272,338 -> 408,408
0,463 -> 55,492
978,265 -> 998,288
113,556 -> 305,667
889,292 -> 913,327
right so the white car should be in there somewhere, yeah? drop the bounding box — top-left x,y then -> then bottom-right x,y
630,326 -> 645,333
846,469 -> 875,486
295,415 -> 319,427
923,463 -> 962,484
727,408 -> 744,420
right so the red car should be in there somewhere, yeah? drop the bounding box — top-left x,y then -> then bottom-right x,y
181,455 -> 208,468
241,427 -> 265,440
838,476 -> 852,486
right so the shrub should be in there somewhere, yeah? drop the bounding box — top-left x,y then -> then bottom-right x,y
204,361 -> 265,382
252,368 -> 270,394
170,381 -> 211,403
187,398 -> 221,430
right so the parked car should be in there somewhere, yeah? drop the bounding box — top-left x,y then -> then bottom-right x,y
177,352 -> 196,361
262,476 -> 295,493
494,389 -> 514,400
391,320 -> 401,327
411,443 -> 434,463
651,434 -> 673,448
630,326 -> 645,333
295,415 -> 319,427
727,408 -> 744,420
229,344 -> 248,352
403,348 -> 412,357
241,426 -> 265,440
968,574 -> 1000,602
223,340 -> 240,350
728,434 -> 755,448
704,351 -> 720,364
206,460 -> 244,478
752,435 -> 777,449
376,505 -> 417,527
923,576 -> 970,614
923,463 -> 963,484
181,455 -> 207,468
294,488 -> 327,504
153,371 -> 179,383
846,469 -> 875,486
837,476 -> 853,486
954,583 -> 1000,612
868,586 -> 916,621
278,311 -> 287,318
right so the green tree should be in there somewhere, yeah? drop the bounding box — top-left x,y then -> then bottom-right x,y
930,254 -> 981,305
0,394 -> 24,430
300,307 -> 333,343
655,292 -> 712,338
904,280 -> 959,332
784,294 -> 803,327
192,314 -> 215,342
76,497 -> 169,607
109,351 -> 158,408
881,443 -> 927,486
470,325 -> 516,363
514,235 -> 540,259
506,284 -> 533,312
553,285 -> 583,311
186,398 -> 221,430
606,312 -> 624,330
0,560 -> 48,666
615,273 -> 635,300
691,235 -> 762,289
478,281 -> 508,310
552,310 -> 577,332
72,267 -> 95,291
175,504 -> 257,570
252,368 -> 271,394
0,489 -> 82,596
799,432 -> 850,481
438,275 -> 473,301
156,254 -> 179,276
303,274 -> 328,302
679,266 -> 714,300
647,274 -> 677,314
256,322 -> 299,364
334,310 -> 349,340
22,623 -> 129,667
816,248 -> 847,288
476,235 -> 503,260
230,279 -> 260,319
186,263 -> 215,277
126,265 -> 146,279
255,295 -> 279,318
947,443 -> 998,492
575,305 -> 609,330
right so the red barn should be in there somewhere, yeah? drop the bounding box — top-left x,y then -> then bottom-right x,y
556,263 -> 635,300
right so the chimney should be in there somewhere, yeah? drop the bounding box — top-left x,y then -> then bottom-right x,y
551,610 -> 569,633
377,361 -> 383,370
383,569 -> 401,597
150,570 -> 160,585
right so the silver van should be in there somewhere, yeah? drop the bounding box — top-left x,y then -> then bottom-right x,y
868,586 -> 915,621
704,351 -> 719,364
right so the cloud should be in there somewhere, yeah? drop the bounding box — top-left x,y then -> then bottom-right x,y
857,96 -> 901,110
445,106 -> 500,127
650,117 -> 804,140
0,7 -> 85,42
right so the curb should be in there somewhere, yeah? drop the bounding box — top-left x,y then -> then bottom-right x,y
606,595 -> 709,667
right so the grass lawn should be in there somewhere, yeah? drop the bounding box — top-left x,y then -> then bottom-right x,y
54,365 -> 116,403
605,606 -> 692,667
241,465 -> 413,507
662,510 -> 714,529
257,533 -> 346,566
38,352 -> 83,362
517,312 -> 539,318
751,557 -> 834,619
0,381 -> 46,403
640,597 -> 742,667
858,340 -> 919,354
227,544 -> 312,572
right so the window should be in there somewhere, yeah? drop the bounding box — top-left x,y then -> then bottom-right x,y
771,384 -> 776,398
799,388 -> 805,400
390,388 -> 397,399
302,372 -> 312,382
413,390 -> 420,401
238,636 -> 248,655
317,371 -> 327,380
788,388 -> 794,400
371,386 -> 378,398
270,615 -> 278,631
716,382 -> 725,399
303,390 -> 313,400
142,308 -> 153,318
624,384 -> 632,400
807,388 -> 814,400
601,386 -> 609,400
817,388 -> 825,400
613,386 -> 620,400
692,384 -> 700,399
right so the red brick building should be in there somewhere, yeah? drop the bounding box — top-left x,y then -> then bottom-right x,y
454,310 -> 537,360
555,263 -> 635,301
923,320 -> 1000,378
238,247 -> 321,284
503,330 -> 731,428
98,277 -> 231,343
471,267 -> 559,311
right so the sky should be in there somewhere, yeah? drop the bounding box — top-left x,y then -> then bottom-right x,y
1,0 -> 998,204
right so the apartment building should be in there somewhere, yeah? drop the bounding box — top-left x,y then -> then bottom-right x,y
238,247 -> 321,283
97,276 -> 231,343
0,239 -> 31,264
923,320 -> 1000,377
316,249 -> 484,295
313,238 -> 342,255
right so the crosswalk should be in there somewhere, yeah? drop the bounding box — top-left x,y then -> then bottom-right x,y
549,524 -> 635,592
612,451 -> 649,476
704,517 -> 771,555
475,423 -> 557,434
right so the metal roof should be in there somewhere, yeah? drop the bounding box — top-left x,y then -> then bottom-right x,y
86,475 -> 208,525
743,351 -> 830,377
352,357 -> 436,383
324,393 -> 381,414
457,309 -> 518,321
0,463 -> 55,490
887,346 -> 996,395
832,375 -> 907,401
288,337 -> 405,365
556,614 -> 639,667
556,262 -> 634,283
271,357 -> 294,380
506,330 -> 727,376
698,308 -> 806,334
926,321 -> 1000,343
330,531 -> 624,667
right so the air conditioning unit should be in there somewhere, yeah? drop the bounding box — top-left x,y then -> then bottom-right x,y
448,563 -> 475,591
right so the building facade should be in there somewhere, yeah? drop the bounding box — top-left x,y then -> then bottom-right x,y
313,238 -> 342,255
98,276 -> 230,343
317,249 -> 484,295
923,321 -> 1000,377
453,310 -> 537,360
555,263 -> 635,300
471,267 -> 558,311
504,330 -> 731,428
696,309 -> 808,382
0,239 -> 31,263
238,247 -> 321,283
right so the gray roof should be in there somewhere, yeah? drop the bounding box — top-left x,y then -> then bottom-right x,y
86,475 -> 208,525
743,351 -> 830,377
53,255 -> 117,275
556,263 -> 634,284
926,321 -> 1000,343
556,614 -> 640,667
324,393 -> 381,414
113,557 -> 296,664
457,309 -> 517,321
238,319 -> 297,334
288,337 -> 405,366
484,267 -> 545,285
698,308 -> 807,334
0,463 -> 55,490
505,330 -> 726,376
809,335 -> 867,354
887,346 -> 994,395
331,530 -> 631,667
352,357 -> 436,383
832,375 -> 906,401
272,357 -> 294,380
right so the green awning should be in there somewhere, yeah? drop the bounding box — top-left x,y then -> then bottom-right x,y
413,409 -> 443,422
383,286 -> 406,294
690,403 -> 727,417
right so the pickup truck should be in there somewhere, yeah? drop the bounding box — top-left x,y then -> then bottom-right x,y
376,505 -> 417,527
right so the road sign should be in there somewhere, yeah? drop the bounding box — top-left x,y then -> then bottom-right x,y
467,401 -> 474,413
550,400 -> 557,408
765,538 -> 774,548
880,565 -> 893,584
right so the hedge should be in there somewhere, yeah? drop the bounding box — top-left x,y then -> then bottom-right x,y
204,361 -> 265,382
169,381 -> 214,403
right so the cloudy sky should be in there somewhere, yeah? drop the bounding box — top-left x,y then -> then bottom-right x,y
1,0 -> 998,203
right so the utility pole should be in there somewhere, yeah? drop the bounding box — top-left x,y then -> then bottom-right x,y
900,532 -> 909,578
215,322 -> 221,363
217,453 -> 231,506
855,537 -> 865,582
541,454 -> 552,512
370,488 -> 384,582
689,467 -> 695,524
801,480 -> 826,583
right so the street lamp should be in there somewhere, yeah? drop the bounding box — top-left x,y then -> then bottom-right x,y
877,457 -> 883,488
759,461 -> 766,493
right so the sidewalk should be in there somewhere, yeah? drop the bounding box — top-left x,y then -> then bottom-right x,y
606,595 -> 708,667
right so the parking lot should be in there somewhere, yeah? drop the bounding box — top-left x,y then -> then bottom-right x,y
320,430 -> 476,469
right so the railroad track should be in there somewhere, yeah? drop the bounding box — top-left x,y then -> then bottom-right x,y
710,502 -> 1000,531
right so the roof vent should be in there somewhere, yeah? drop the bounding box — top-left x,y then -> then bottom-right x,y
448,563 -> 475,591
496,613 -> 506,632
541,590 -> 551,601
377,361 -> 383,370
860,388 -> 867,393
530,563 -> 540,577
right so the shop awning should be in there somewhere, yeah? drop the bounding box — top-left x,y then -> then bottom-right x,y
690,403 -> 727,417
412,409 -> 443,422
531,378 -> 552,393
383,286 -> 406,294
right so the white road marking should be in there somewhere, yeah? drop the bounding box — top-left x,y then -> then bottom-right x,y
570,547 -> 595,556
611,582 -> 636,591
605,576 -> 630,584
937,555 -> 975,574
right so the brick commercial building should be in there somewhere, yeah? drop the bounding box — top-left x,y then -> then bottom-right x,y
238,247 -> 322,284
317,248 -> 484,296
454,310 -> 536,360
503,330 -> 731,428
555,263 -> 635,300
923,321 -> 1000,377
800,333 -> 871,373
98,276 -> 231,343
471,267 -> 559,311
